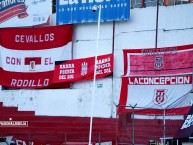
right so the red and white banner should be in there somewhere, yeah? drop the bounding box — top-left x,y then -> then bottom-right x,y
0,25 -> 72,88
123,45 -> 193,76
119,44 -> 193,115
0,0 -> 51,28
53,54 -> 113,83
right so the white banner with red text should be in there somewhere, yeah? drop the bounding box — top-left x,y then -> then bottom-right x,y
53,54 -> 113,83
119,45 -> 193,115
0,0 -> 51,28
0,25 -> 72,88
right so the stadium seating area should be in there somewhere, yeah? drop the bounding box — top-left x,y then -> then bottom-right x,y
0,102 -> 184,145
0,102 -> 116,144
117,113 -> 184,144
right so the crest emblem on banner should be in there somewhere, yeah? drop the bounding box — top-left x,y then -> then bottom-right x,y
24,57 -> 41,71
81,62 -> 88,76
154,56 -> 164,69
29,61 -> 36,70
153,89 -> 168,105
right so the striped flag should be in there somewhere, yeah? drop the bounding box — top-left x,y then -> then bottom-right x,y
119,45 -> 193,115
0,25 -> 72,88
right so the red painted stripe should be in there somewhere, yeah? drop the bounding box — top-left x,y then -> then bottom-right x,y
0,106 -> 18,112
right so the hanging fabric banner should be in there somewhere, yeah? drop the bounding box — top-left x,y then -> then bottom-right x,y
0,0 -> 51,28
0,25 -> 72,88
53,54 -> 113,83
119,44 -> 193,115
175,104 -> 193,139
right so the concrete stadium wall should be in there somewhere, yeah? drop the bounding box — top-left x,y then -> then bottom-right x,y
0,4 -> 193,118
